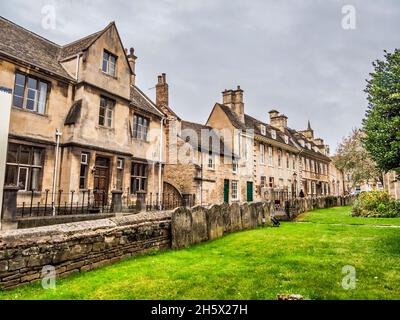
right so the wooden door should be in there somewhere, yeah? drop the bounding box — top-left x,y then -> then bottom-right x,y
94,157 -> 110,206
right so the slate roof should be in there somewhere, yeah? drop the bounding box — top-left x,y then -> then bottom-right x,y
0,16 -> 73,80
0,17 -> 111,79
59,31 -> 103,60
217,103 -> 247,130
181,120 -> 238,158
64,100 -> 82,125
216,103 -> 330,160
130,86 -> 164,118
244,114 -> 298,149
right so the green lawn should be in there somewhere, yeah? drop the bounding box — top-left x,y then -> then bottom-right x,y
1,206 -> 399,300
297,206 -> 400,226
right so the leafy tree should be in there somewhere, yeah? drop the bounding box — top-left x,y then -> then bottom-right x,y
333,128 -> 383,187
363,49 -> 400,180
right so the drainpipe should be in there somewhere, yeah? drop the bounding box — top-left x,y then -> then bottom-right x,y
52,129 -> 62,216
75,54 -> 80,81
158,117 -> 165,210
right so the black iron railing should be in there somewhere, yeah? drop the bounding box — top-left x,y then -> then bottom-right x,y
16,190 -> 113,218
144,193 -> 196,211
16,190 -> 196,218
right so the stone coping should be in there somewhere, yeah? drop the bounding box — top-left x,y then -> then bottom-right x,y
0,211 -> 172,247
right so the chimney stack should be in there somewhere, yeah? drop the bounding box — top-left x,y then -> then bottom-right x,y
127,47 -> 137,86
222,86 -> 245,123
156,73 -> 169,107
269,110 -> 288,132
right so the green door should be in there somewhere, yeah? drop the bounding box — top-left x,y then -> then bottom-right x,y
247,182 -> 253,202
224,179 -> 230,203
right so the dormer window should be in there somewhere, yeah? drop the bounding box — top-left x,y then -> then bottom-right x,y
271,130 -> 277,140
102,50 -> 117,77
284,135 -> 289,144
260,125 -> 266,135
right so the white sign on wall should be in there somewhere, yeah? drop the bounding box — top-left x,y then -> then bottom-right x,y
0,86 -> 13,226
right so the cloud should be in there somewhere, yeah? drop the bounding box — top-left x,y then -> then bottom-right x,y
2,0 -> 400,151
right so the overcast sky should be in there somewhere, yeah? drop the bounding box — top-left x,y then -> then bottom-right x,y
2,0 -> 399,151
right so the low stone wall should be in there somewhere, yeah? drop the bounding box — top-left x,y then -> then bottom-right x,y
0,195 -> 354,290
0,211 -> 171,290
287,195 -> 355,220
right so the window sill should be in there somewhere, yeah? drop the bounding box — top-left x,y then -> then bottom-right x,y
101,70 -> 118,80
17,190 -> 42,196
12,106 -> 48,118
96,125 -> 115,131
132,138 -> 150,144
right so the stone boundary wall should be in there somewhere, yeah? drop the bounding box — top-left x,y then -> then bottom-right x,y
0,211 -> 171,290
0,195 -> 354,290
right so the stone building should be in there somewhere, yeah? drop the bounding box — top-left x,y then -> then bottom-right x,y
384,171 -> 400,200
328,162 -> 345,196
0,17 -> 166,209
156,75 -> 240,206
207,87 -> 333,202
163,80 -> 337,206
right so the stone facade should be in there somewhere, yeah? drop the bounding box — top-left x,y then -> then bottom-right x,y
161,79 -> 342,207
384,171 -> 400,200
0,18 -> 166,216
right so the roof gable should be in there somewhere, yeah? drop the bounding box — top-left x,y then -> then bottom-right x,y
0,16 -> 73,80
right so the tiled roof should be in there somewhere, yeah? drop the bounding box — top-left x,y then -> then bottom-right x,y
181,120 -> 237,157
130,86 -> 164,118
216,102 -> 329,160
64,100 -> 82,125
244,114 -> 299,149
0,16 -> 73,80
59,31 -> 103,60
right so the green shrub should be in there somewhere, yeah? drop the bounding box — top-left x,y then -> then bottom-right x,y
352,191 -> 400,217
